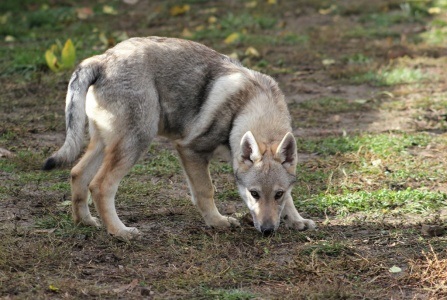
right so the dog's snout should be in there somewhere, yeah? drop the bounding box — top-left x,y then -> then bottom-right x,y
260,225 -> 275,236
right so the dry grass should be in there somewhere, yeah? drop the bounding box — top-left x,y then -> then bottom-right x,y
1,0 -> 447,299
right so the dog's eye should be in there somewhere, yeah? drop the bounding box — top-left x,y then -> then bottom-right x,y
274,191 -> 284,200
250,190 -> 260,200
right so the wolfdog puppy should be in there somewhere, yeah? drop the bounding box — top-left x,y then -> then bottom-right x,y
43,37 -> 315,239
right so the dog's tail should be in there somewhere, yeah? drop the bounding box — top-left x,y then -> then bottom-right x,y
43,58 -> 101,170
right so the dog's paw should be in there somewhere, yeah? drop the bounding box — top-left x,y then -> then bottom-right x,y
286,218 -> 316,231
76,216 -> 102,228
208,216 -> 240,228
111,227 -> 141,241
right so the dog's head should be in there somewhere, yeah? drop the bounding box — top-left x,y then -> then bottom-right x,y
235,131 -> 297,235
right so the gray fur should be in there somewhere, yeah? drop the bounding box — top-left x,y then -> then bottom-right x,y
43,37 -> 315,238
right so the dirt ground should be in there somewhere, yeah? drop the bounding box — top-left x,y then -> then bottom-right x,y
1,0 -> 447,299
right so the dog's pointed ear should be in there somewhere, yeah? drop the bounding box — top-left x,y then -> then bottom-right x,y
240,131 -> 261,164
275,132 -> 297,167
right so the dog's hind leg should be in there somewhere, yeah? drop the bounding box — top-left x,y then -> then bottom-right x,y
176,145 -> 240,228
88,134 -> 150,240
70,127 -> 104,228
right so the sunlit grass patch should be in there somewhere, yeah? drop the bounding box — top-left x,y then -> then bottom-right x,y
294,132 -> 443,215
302,188 -> 446,216
298,132 -> 431,156
350,66 -> 427,86
419,26 -> 447,45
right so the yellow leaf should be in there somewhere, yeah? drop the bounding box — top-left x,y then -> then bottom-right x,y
61,39 -> 76,69
45,50 -> 59,72
5,35 -> 15,42
99,32 -> 109,46
170,4 -> 190,16
224,32 -> 240,44
76,7 -> 94,19
48,284 -> 59,292
208,16 -> 217,24
228,52 -> 239,60
181,28 -> 193,38
267,0 -> 276,4
245,46 -> 260,58
103,5 -> 118,15
195,25 -> 205,31
322,59 -> 335,66
245,1 -> 257,8
319,5 -> 337,15
428,7 -> 441,14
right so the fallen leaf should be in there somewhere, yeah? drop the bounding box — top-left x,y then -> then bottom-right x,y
428,7 -> 441,14
371,159 -> 382,167
245,1 -> 257,8
354,99 -> 368,104
199,7 -> 218,14
195,25 -> 205,31
322,59 -> 336,66
181,28 -> 193,38
103,5 -> 118,15
208,16 -> 217,24
170,4 -> 190,16
224,32 -> 240,44
228,52 -> 239,60
45,50 -> 59,72
319,5 -> 337,15
58,201 -> 72,207
389,266 -> 402,273
76,7 -> 94,19
267,0 -> 277,4
61,39 -> 76,68
48,284 -> 59,292
5,35 -> 15,42
245,46 -> 260,58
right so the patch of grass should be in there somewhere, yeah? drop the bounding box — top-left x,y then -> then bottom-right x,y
342,53 -> 373,65
132,149 -> 181,177
419,26 -> 447,45
301,241 -> 349,257
359,10 -> 423,27
343,25 -> 400,39
35,212 -> 99,237
350,66 -> 427,86
202,288 -> 257,300
296,136 -> 357,156
302,188 -> 447,216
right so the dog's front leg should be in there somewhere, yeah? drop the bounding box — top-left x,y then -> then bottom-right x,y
281,195 -> 316,230
176,145 -> 240,228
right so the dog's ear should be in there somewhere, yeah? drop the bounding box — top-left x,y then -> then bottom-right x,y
275,132 -> 297,167
240,131 -> 261,164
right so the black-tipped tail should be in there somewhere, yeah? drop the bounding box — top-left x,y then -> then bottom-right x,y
42,157 -> 58,171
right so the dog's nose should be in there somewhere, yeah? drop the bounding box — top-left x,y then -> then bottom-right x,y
260,226 -> 275,236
